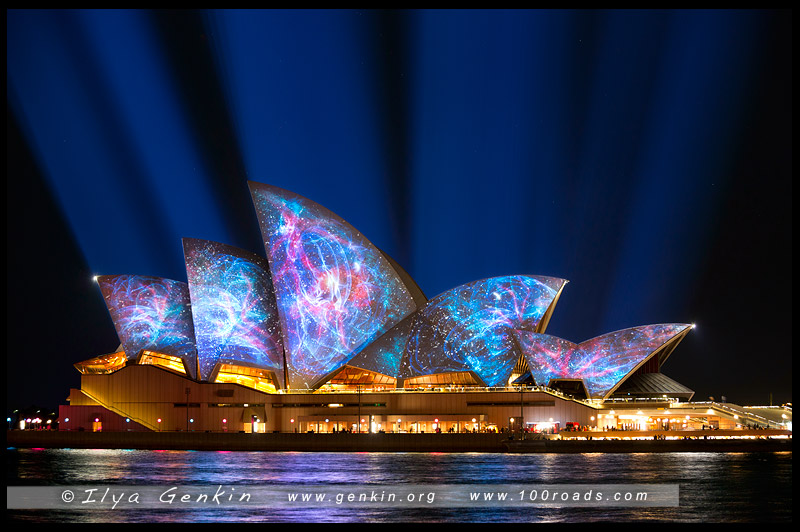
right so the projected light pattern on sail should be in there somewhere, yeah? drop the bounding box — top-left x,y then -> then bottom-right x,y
249,182 -> 417,389
345,312 -> 418,379
97,275 -> 197,379
183,238 -> 285,384
400,275 -> 567,387
515,323 -> 692,398
88,180 -> 695,398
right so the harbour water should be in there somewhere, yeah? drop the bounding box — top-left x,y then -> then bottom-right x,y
6,448 -> 792,522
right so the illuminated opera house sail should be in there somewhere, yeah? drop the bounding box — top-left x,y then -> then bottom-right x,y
68,181 -> 696,433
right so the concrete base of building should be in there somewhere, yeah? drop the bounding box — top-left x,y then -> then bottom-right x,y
7,430 -> 791,453
505,434 -> 792,453
7,430 -> 508,452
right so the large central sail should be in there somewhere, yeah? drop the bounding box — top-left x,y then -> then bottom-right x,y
249,182 -> 417,389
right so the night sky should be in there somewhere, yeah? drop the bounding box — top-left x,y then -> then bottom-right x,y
6,9 -> 791,413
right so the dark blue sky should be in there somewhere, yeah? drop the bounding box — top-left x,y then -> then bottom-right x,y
7,9 -> 792,411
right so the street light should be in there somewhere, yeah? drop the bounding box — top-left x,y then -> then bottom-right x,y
357,384 -> 362,433
185,387 -> 191,432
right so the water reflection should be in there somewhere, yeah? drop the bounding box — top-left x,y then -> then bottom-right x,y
7,449 -> 792,522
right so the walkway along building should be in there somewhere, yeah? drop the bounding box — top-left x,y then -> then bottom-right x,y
59,182 -> 714,435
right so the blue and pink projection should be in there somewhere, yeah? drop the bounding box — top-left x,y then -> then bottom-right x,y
395,275 -> 568,387
514,323 -> 692,399
97,275 -> 198,379
183,238 -> 285,385
249,181 -> 418,389
344,311 -> 419,379
94,182 -> 693,395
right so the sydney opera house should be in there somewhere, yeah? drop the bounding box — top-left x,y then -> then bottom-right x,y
59,182 -> 703,435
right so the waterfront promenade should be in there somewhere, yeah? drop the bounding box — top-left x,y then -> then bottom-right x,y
7,429 -> 791,453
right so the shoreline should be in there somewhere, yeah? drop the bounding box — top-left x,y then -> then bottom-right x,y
6,430 -> 792,453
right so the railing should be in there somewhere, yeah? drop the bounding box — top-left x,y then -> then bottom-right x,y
662,401 -> 789,429
709,402 -> 787,428
278,385 -> 598,407
603,396 -> 681,403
